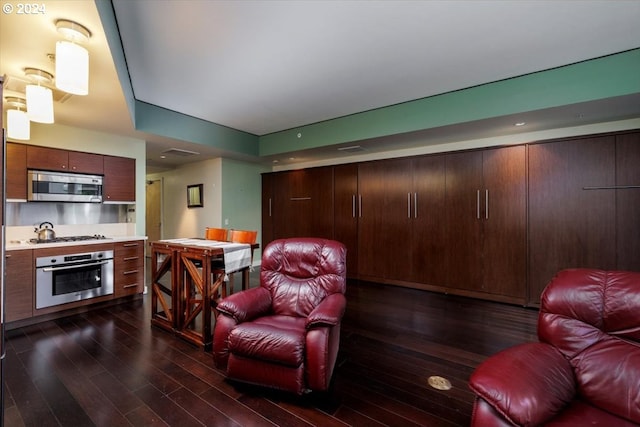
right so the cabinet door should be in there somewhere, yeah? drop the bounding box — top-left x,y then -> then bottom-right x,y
5,250 -> 34,322
616,132 -> 640,272
482,146 -> 526,298
333,164 -> 358,277
7,142 -> 27,200
528,136 -> 616,304
261,173 -> 275,247
444,151 -> 483,291
357,159 -> 413,281
103,155 -> 136,202
68,151 -> 103,174
26,145 -> 68,171
411,155 -> 447,286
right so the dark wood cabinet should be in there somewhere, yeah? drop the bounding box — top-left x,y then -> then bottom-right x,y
616,132 -> 640,272
528,136 -> 617,304
333,164 -> 359,278
6,142 -> 27,200
5,250 -> 34,322
264,167 -> 334,241
68,151 -> 104,174
24,145 -> 104,175
103,155 -> 136,202
411,155 -> 447,286
444,146 -> 526,301
26,145 -> 69,171
114,240 -> 145,297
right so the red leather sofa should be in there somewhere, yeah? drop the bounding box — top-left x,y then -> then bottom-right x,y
213,237 -> 347,395
469,269 -> 640,426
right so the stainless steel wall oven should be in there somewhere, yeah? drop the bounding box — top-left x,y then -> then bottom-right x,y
35,249 -> 114,309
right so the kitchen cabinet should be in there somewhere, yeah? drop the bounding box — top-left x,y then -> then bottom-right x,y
333,164 -> 359,277
114,240 -> 145,297
6,142 -> 27,200
5,250 -> 34,322
103,155 -> 136,202
528,135 -> 617,304
444,146 -> 526,301
26,145 -> 103,174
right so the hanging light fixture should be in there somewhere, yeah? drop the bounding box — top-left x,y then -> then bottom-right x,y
25,68 -> 55,124
55,19 -> 91,95
5,97 -> 31,140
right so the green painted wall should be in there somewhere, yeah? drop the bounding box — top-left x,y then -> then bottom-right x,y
221,159 -> 270,259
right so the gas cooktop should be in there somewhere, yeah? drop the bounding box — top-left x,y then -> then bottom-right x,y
29,235 -> 110,244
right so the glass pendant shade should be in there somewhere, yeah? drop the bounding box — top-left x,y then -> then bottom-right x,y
7,109 -> 31,140
55,40 -> 89,95
26,84 -> 55,124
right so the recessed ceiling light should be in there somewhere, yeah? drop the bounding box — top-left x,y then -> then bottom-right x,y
160,155 -> 166,159
515,122 -> 526,127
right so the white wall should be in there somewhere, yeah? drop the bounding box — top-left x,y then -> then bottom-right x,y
21,122 -> 147,235
147,158 -> 223,239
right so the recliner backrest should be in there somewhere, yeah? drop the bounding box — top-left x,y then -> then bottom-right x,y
538,269 -> 640,424
260,238 -> 347,317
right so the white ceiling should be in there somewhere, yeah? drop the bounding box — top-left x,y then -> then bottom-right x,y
2,1 -> 640,171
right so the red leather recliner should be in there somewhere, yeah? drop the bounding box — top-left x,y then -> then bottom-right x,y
469,269 -> 640,426
213,237 -> 347,395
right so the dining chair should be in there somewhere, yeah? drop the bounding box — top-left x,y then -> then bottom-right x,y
205,227 -> 228,241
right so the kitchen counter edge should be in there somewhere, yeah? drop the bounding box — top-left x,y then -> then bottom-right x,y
6,236 -> 148,251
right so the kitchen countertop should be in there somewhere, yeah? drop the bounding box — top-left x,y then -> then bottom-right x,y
6,235 -> 147,251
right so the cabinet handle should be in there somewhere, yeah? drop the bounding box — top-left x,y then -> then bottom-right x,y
352,195 -> 356,218
358,194 -> 362,217
407,193 -> 411,218
414,192 -> 418,218
583,185 -> 640,190
290,197 -> 311,201
123,269 -> 139,275
5,254 -> 10,259
123,256 -> 139,261
123,283 -> 139,289
269,198 -> 272,217
485,189 -> 489,220
477,190 -> 481,219
123,243 -> 138,247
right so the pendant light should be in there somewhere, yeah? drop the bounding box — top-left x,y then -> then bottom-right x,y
25,68 -> 55,124
5,97 -> 31,140
55,19 -> 91,95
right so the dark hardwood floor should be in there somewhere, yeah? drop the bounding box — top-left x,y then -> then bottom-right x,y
3,270 -> 538,426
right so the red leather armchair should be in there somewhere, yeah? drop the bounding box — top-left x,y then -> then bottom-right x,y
213,237 -> 347,395
469,269 -> 640,426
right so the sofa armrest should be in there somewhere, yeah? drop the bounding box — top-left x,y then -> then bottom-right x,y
306,293 -> 346,328
469,342 -> 576,426
216,287 -> 272,323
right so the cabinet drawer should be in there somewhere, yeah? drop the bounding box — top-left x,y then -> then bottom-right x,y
114,265 -> 144,297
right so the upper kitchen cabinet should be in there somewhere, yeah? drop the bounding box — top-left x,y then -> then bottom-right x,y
528,135 -> 617,305
103,155 -> 136,203
445,145 -> 527,303
26,145 -> 103,174
6,142 -> 27,200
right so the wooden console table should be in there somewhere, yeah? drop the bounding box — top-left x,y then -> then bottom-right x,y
150,239 -> 258,350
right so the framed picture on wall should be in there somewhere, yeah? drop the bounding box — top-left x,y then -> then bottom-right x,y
187,184 -> 203,208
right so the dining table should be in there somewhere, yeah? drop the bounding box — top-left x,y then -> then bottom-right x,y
150,238 -> 259,350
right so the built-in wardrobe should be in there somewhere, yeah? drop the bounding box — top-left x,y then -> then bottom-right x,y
262,130 -> 640,306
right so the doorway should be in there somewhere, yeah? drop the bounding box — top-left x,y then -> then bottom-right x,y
145,179 -> 162,257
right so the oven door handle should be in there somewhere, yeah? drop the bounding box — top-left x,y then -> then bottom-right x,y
41,260 -> 111,272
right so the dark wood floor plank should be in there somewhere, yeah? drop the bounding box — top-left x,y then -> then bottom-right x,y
4,272 -> 538,426
168,387 -> 242,427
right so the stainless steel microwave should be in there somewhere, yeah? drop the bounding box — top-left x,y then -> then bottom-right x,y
28,170 -> 103,203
